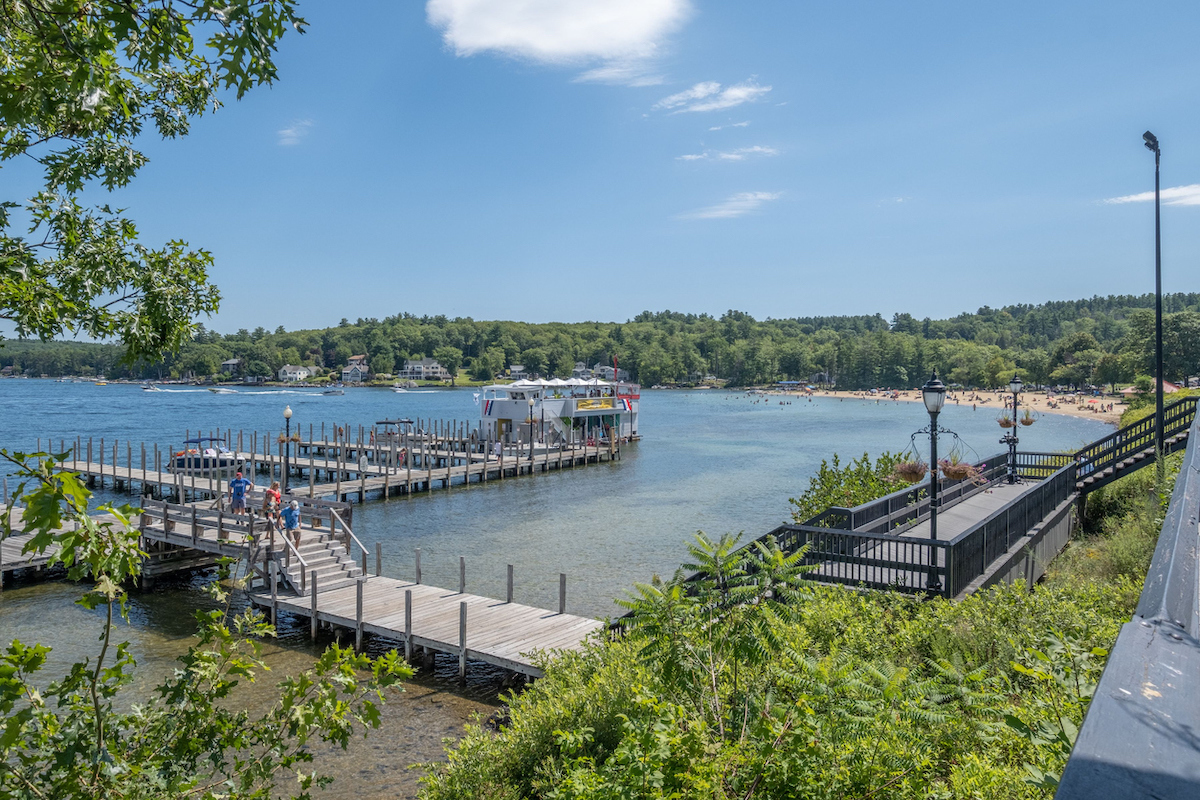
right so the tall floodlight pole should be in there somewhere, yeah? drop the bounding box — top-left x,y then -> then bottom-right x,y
1143,131 -> 1164,464
922,371 -> 946,594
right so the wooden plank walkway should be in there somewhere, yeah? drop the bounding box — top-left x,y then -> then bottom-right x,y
60,441 -> 616,504
249,576 -> 605,678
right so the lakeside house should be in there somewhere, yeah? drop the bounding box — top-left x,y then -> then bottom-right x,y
507,364 -> 529,380
278,364 -> 313,382
593,363 -> 630,382
571,362 -> 593,380
341,355 -> 370,384
220,358 -> 242,376
398,357 -> 451,382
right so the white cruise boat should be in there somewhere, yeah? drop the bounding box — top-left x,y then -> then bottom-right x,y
479,378 -> 640,445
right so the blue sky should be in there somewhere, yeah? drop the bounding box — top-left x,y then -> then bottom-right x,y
19,1 -> 1200,332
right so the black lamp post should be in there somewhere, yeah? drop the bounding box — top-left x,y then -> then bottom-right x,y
922,371 -> 946,594
1003,373 -> 1022,484
283,405 -> 292,494
1143,131 -> 1165,462
527,397 -> 535,463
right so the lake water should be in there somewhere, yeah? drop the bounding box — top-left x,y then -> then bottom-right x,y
0,381 -> 1110,796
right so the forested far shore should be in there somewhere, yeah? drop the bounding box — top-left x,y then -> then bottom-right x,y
2,292 -> 1199,390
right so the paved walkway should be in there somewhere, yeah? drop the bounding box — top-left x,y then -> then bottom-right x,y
898,481 -> 1038,541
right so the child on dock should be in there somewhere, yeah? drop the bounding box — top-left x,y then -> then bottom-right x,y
261,481 -> 281,524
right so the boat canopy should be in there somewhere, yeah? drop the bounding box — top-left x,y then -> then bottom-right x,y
482,378 -> 614,391
182,436 -> 228,444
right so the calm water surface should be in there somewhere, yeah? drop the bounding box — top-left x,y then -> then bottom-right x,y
0,381 -> 1110,796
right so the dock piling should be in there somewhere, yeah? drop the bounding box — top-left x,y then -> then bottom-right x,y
310,571 -> 318,641
459,556 -> 465,593
375,542 -> 381,577
559,573 -> 566,614
355,579 -> 364,652
404,589 -> 412,661
507,564 -> 513,603
415,548 -> 422,584
459,601 -> 467,682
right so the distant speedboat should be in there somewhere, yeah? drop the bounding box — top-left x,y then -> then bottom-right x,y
142,385 -> 162,392
391,387 -> 407,393
208,387 -> 236,394
323,389 -> 344,395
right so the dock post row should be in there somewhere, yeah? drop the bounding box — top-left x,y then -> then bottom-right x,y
46,416 -> 621,504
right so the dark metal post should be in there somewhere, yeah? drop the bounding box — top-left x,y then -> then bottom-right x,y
1145,131 -> 1165,465
283,406 -> 293,494
921,371 -> 946,594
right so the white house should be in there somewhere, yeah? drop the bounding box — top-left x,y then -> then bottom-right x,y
507,363 -> 529,380
398,357 -> 451,382
593,363 -> 630,382
278,365 -> 312,382
341,362 -> 370,383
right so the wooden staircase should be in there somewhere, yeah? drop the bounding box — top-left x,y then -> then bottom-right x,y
275,531 -> 363,594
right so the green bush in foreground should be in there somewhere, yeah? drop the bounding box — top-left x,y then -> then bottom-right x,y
423,452 -> 1176,800
420,540 -> 1125,799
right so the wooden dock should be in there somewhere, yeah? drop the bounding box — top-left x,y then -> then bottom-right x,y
4,498 -> 603,677
248,576 -> 605,678
51,425 -> 620,504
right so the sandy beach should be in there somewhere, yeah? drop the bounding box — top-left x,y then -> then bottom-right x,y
767,388 -> 1123,426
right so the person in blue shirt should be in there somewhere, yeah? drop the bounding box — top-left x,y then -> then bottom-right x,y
228,471 -> 253,515
281,499 -> 302,546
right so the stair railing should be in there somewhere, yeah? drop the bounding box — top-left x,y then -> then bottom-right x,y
328,508 -> 368,571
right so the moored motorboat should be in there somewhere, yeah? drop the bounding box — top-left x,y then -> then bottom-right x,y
168,436 -> 244,475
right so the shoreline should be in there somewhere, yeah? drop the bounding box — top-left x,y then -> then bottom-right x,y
760,388 -> 1123,426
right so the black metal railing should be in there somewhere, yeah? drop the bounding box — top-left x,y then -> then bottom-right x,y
770,522 -> 941,594
807,455 -> 1008,534
1072,395 -> 1196,483
1056,400 -> 1200,799
940,464 -> 1076,597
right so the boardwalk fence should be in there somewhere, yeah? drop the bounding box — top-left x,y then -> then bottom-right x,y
1056,399 -> 1200,799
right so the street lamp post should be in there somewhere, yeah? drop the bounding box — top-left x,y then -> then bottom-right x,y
1143,131 -> 1165,463
922,371 -> 946,594
283,405 -> 293,494
1004,374 -> 1023,484
528,397 -> 535,464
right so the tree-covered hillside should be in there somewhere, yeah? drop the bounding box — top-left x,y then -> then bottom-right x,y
3,293 -> 1198,390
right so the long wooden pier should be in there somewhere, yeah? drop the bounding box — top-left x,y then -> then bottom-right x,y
3,497 -> 602,677
49,425 -> 620,504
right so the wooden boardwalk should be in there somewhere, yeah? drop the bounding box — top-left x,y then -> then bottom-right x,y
249,576 -> 605,678
59,438 -> 617,504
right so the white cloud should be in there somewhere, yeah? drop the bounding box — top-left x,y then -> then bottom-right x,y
426,0 -> 691,86
709,121 -> 750,131
717,145 -> 778,161
677,145 -> 778,162
277,119 -> 312,146
654,81 -> 720,110
1104,184 -> 1200,206
678,191 -> 782,220
655,79 -> 771,112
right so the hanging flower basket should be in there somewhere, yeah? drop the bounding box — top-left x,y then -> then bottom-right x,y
997,414 -> 1015,429
893,460 -> 929,484
1019,410 -> 1036,426
939,457 -> 986,485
